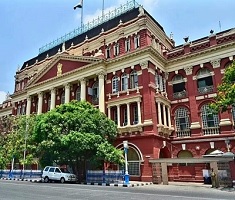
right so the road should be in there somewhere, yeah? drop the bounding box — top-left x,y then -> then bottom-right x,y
0,180 -> 234,200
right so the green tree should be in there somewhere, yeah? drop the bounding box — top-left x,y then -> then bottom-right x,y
33,100 -> 123,180
210,61 -> 235,112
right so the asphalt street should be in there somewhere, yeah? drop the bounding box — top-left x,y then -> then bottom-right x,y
0,180 -> 234,200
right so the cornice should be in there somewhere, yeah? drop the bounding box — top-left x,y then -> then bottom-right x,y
167,41 -> 235,64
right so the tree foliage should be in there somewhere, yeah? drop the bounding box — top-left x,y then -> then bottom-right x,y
210,61 -> 235,112
0,115 -> 37,169
32,100 -> 123,175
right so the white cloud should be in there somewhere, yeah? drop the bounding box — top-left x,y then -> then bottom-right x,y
0,91 -> 7,104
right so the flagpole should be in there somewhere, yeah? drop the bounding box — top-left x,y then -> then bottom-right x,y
81,3 -> 83,28
102,0 -> 104,21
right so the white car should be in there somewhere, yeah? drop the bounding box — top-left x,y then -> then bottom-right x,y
42,166 -> 77,183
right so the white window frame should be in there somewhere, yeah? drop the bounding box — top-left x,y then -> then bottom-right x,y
125,38 -> 130,52
134,35 -> 140,49
76,87 -> 81,101
106,46 -> 111,59
121,73 -> 128,91
114,43 -> 119,56
130,71 -> 138,89
201,104 -> 219,128
175,107 -> 190,131
61,92 -> 65,104
112,76 -> 119,93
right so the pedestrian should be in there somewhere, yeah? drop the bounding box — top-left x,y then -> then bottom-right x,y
210,168 -> 218,188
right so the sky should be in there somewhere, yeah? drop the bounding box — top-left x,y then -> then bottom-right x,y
0,0 -> 235,104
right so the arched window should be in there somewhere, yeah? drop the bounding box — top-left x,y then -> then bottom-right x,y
61,92 -> 65,104
92,81 -> 99,104
172,75 -> 186,99
175,107 -> 191,137
197,68 -> 213,94
127,147 -> 140,176
178,150 -> 193,158
112,76 -> 119,93
130,71 -> 138,89
121,73 -> 128,91
76,87 -> 81,101
201,104 -> 219,128
201,104 -> 219,135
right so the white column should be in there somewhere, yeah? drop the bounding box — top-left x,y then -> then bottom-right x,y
127,103 -> 130,126
137,101 -> 142,124
50,88 -> 56,110
98,72 -> 105,113
167,106 -> 171,128
26,96 -> 31,116
80,78 -> 86,101
37,92 -> 43,114
64,83 -> 70,103
157,102 -> 162,125
108,106 -> 111,119
163,104 -> 167,126
117,105 -> 120,127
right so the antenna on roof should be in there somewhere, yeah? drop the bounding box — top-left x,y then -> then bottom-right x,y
219,21 -> 221,32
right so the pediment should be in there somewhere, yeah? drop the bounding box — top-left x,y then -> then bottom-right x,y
27,54 -> 102,87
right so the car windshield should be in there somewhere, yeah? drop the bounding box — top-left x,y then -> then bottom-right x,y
60,168 -> 71,173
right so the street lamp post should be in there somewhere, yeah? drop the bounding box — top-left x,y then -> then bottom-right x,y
22,119 -> 28,179
123,140 -> 129,185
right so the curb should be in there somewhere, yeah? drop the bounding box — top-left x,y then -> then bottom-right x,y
0,177 -> 152,187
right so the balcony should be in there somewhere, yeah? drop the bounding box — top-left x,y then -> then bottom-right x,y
202,127 -> 220,135
176,129 -> 191,138
198,85 -> 214,94
173,90 -> 187,99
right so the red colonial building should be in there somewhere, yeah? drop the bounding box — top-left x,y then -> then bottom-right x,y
1,1 -> 235,183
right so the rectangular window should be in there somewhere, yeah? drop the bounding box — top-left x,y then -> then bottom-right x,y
125,38 -> 130,52
134,35 -> 140,49
133,106 -> 138,124
114,43 -> 119,56
106,47 -> 111,59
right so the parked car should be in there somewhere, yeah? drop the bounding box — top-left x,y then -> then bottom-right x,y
42,166 -> 77,183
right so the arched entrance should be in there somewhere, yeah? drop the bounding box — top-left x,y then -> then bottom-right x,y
116,143 -> 143,179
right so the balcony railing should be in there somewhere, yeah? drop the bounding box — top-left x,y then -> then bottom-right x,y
173,90 -> 187,99
202,127 -> 220,135
176,129 -> 191,137
198,85 -> 214,94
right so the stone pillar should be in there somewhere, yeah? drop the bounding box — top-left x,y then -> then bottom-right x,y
98,72 -> 105,113
37,92 -> 43,114
50,88 -> 56,110
80,78 -> 86,101
64,83 -> 70,103
161,162 -> 168,185
163,104 -> 167,126
26,96 -> 31,116
127,103 -> 130,126
107,106 -> 111,119
157,102 -> 162,125
117,105 -> 120,127
137,101 -> 142,124
167,106 -> 171,127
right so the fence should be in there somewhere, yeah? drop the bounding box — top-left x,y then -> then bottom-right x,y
0,169 -> 42,179
86,170 -> 124,184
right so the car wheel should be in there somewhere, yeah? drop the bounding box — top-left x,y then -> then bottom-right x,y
60,177 -> 65,183
44,177 -> 49,183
